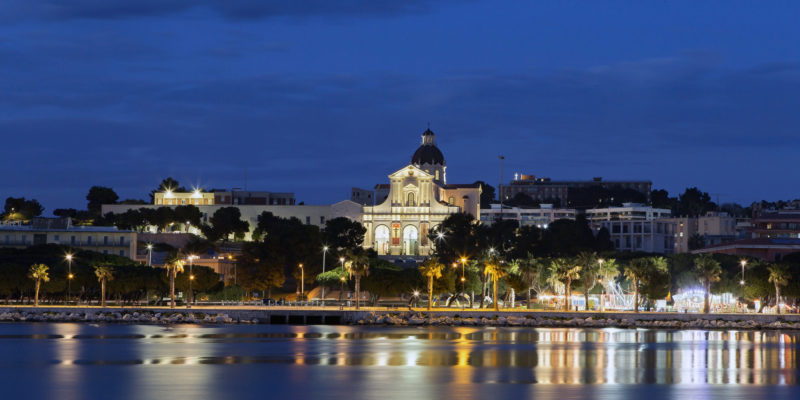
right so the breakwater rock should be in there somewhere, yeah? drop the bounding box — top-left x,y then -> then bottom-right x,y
0,310 -> 256,325
350,311 -> 800,330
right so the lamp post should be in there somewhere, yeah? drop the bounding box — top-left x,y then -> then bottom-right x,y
598,258 -> 604,312
740,259 -> 747,312
321,246 -> 328,306
146,244 -> 153,267
299,263 -> 304,303
340,276 -> 346,303
65,253 -> 73,304
187,255 -> 197,309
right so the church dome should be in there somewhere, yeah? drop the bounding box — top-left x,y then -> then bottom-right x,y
411,128 -> 445,166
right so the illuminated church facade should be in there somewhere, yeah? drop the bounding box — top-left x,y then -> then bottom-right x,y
362,129 -> 481,256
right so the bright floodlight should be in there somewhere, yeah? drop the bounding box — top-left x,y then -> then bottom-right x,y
65,254 -> 72,261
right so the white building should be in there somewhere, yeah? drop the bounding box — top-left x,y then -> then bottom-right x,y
586,203 -> 676,254
480,204 -> 577,228
0,217 -> 137,259
361,128 -> 481,256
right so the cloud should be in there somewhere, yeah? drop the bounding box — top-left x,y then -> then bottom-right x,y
1,0 -> 461,22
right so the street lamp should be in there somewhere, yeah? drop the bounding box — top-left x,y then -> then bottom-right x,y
321,246 -> 328,306
187,254 -> 197,308
340,275 -> 346,303
146,244 -> 153,267
65,253 -> 73,304
299,263 -> 304,303
740,259 -> 747,286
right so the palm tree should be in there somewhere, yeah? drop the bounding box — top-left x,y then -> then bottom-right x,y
484,262 -> 507,311
548,258 -> 581,311
418,257 -> 444,311
515,254 -> 546,309
624,258 -> 649,313
165,252 -> 185,309
597,258 -> 619,311
693,254 -> 721,313
94,266 -> 114,308
345,250 -> 370,310
768,264 -> 789,315
576,251 -> 599,310
28,264 -> 50,307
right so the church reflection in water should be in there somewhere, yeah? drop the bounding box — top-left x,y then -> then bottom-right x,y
281,328 -> 799,385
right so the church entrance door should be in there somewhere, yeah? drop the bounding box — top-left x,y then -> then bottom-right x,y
403,225 -> 419,255
375,225 -> 390,255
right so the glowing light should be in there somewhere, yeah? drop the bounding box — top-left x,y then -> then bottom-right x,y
323,246 -> 329,252
165,189 -> 174,198
65,254 -> 73,261
68,274 -> 74,279
413,291 -> 420,296
192,188 -> 201,198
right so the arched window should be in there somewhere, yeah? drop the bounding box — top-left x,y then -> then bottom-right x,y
448,196 -> 455,204
435,170 -> 439,180
407,192 -> 416,206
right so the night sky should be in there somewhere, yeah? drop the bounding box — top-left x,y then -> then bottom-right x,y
2,1 -> 799,212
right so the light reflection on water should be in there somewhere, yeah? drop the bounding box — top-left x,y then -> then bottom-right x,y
1,323 -> 799,399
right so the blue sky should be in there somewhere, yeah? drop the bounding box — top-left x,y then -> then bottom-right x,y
1,1 -> 799,211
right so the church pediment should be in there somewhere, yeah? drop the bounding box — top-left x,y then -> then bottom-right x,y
388,164 -> 433,180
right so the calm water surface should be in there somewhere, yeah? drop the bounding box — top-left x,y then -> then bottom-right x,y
0,323 -> 798,399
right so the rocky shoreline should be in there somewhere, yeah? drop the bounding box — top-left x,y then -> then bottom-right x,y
0,310 -> 255,324
353,312 -> 800,330
2,308 -> 800,330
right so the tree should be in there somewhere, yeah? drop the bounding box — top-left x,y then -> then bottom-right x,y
675,187 -> 717,217
513,254 -> 547,308
576,251 -> 599,310
484,261 -> 507,311
625,258 -> 649,313
626,257 -> 669,312
86,186 -> 119,215
429,213 -> 483,262
53,208 -> 79,218
345,250 -> 370,310
164,252 -> 185,308
768,264 -> 789,314
28,264 -> 49,307
237,241 -> 286,299
205,207 -> 250,241
693,254 -> 721,313
548,258 -> 581,311
3,197 -> 44,221
322,217 -> 366,255
418,257 -> 444,311
94,266 -> 114,307
650,189 -> 672,209
174,205 -> 202,229
475,181 -> 496,209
